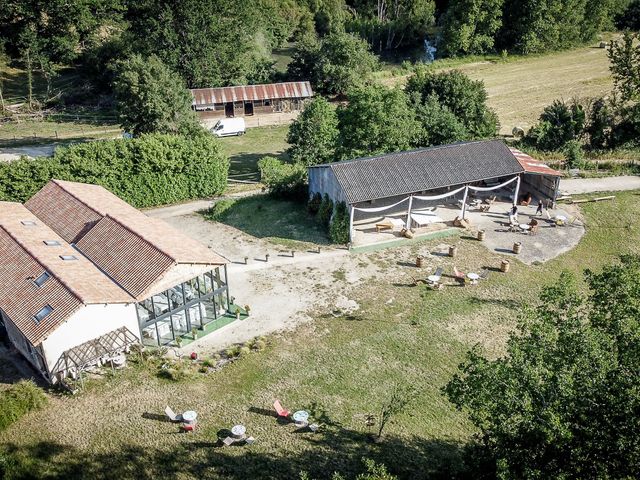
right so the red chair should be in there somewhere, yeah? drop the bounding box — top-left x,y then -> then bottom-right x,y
273,399 -> 290,418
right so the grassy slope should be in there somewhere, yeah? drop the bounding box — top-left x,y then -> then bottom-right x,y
1,191 -> 639,479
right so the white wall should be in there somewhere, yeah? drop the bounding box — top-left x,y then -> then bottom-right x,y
41,303 -> 139,372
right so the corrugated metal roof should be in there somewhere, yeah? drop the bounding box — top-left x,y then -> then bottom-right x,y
311,140 -> 526,204
190,81 -> 313,108
509,148 -> 562,176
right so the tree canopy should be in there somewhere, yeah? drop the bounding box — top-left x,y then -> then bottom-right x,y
112,54 -> 199,136
287,97 -> 339,166
439,0 -> 504,56
445,257 -> 640,479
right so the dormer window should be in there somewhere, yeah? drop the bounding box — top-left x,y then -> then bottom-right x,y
33,305 -> 53,324
44,240 -> 61,246
21,220 -> 36,226
60,255 -> 77,261
33,271 -> 50,287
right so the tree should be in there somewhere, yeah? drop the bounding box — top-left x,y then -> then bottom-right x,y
585,97 -> 614,150
439,0 -> 504,56
124,0 -> 274,88
287,97 -> 339,166
405,68 -> 498,138
112,54 -> 199,136
608,32 -> 640,104
329,201 -> 350,243
525,99 -> 586,151
337,85 -> 422,159
288,32 -> 379,95
616,0 -> 640,30
412,93 -> 470,146
445,259 -> 640,479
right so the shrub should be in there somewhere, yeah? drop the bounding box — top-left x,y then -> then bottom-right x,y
317,194 -> 334,228
307,192 -> 322,215
0,380 -> 48,431
257,156 -> 307,200
225,346 -> 241,358
205,199 -> 236,222
563,140 -> 584,169
0,133 -> 229,208
239,346 -> 251,356
525,99 -> 586,151
329,201 -> 350,244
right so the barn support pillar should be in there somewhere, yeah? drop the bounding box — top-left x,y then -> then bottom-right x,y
513,175 -> 521,206
348,205 -> 355,244
460,186 -> 469,219
405,195 -> 414,229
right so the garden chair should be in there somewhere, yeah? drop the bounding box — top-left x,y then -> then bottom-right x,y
479,269 -> 490,280
453,266 -> 467,285
222,436 -> 235,446
182,423 -> 196,433
273,399 -> 290,418
165,406 -> 182,423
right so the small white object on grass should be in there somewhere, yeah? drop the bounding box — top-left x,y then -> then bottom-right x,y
309,424 -> 319,432
245,436 -> 256,445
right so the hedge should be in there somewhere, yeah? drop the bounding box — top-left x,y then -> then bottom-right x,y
0,132 -> 229,208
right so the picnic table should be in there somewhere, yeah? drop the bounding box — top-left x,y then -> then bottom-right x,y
519,223 -> 531,232
231,424 -> 246,439
182,411 -> 197,424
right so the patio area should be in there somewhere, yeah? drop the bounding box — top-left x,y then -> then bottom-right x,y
353,197 -> 585,265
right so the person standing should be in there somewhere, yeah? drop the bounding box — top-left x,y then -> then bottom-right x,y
535,199 -> 544,216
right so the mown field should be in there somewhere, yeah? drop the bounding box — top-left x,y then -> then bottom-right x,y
1,190 -> 639,479
382,43 -> 614,135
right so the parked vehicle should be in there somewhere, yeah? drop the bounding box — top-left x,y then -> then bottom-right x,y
210,118 -> 246,137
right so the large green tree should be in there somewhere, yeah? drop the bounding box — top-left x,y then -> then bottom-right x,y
112,54 -> 199,136
337,84 -> 422,158
288,31 -> 379,95
124,0 -> 273,88
405,68 -> 498,138
445,258 -> 640,479
287,97 -> 339,166
439,0 -> 504,56
607,32 -> 640,146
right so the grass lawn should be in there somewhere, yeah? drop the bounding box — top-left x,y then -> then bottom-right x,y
219,125 -> 290,181
203,195 -> 330,247
2,190 -> 639,479
381,43 -> 615,135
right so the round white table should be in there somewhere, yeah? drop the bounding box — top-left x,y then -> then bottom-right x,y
467,273 -> 480,284
519,223 -> 531,232
182,410 -> 197,424
292,410 -> 310,426
231,424 -> 246,439
427,275 -> 441,283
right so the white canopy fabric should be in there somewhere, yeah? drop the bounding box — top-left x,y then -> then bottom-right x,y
351,196 -> 409,213
412,185 -> 467,201
467,176 -> 518,192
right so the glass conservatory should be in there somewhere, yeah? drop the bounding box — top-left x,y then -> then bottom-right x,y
136,266 -> 231,346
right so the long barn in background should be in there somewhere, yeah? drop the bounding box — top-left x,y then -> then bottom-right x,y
190,81 -> 313,121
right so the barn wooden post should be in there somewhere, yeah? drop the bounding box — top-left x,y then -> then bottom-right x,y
405,195 -> 413,228
513,175 -> 521,206
348,205 -> 355,244
460,186 -> 469,219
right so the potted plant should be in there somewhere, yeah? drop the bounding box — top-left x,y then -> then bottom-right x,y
191,327 -> 198,340
175,336 -> 183,348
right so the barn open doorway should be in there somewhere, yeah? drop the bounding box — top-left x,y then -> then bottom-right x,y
225,102 -> 234,117
244,102 -> 254,115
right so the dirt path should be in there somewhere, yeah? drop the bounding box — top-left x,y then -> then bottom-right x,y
559,176 -> 640,195
145,188 -> 261,219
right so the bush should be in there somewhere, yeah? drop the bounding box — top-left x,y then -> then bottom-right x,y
525,99 -> 586,151
257,156 -> 307,200
0,133 -> 229,208
307,192 -> 322,215
317,194 -> 334,228
564,140 -> 584,169
0,380 -> 48,431
205,199 -> 236,221
329,201 -> 350,244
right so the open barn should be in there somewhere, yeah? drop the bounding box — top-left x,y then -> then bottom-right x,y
189,81 -> 313,122
308,139 -> 562,246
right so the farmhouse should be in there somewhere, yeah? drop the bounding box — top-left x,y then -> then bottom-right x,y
308,139 -> 561,243
0,180 -> 232,383
190,81 -> 313,121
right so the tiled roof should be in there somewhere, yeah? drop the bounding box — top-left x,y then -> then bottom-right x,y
190,81 -> 313,108
75,216 -> 175,299
0,202 -> 133,345
311,140 -> 526,204
510,148 -> 563,176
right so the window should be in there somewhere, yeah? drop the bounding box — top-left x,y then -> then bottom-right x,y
21,220 -> 36,226
33,271 -> 50,287
60,255 -> 77,261
33,305 -> 53,324
43,240 -> 60,246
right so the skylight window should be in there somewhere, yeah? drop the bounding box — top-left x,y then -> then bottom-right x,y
43,240 -> 61,246
33,271 -> 50,287
33,305 -> 53,324
60,255 -> 78,261
21,220 -> 36,226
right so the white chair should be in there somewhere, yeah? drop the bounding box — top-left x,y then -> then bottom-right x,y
165,406 -> 182,422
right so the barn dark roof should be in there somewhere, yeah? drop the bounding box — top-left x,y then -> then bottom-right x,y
310,139 -> 526,204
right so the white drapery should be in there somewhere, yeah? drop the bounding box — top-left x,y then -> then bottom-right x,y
467,176 -> 517,192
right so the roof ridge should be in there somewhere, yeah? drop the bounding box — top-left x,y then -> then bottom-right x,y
49,179 -> 104,217
190,81 -> 310,92
0,224 -> 86,305
98,214 -> 178,264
